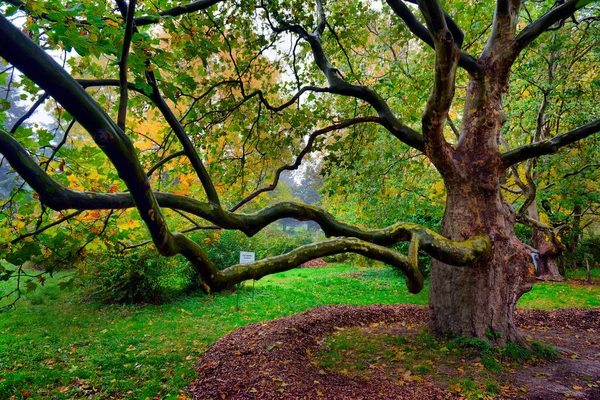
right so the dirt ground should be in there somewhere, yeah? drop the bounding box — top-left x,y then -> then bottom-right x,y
189,304 -> 600,400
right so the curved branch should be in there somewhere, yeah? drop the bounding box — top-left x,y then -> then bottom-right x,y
0,127 -> 491,269
10,92 -> 49,134
264,1 -> 425,152
2,210 -> 83,248
77,76 -> 223,206
229,116 -> 381,212
214,237 -> 424,293
501,118 -> 600,166
509,0 -> 595,61
415,0 -> 459,165
146,150 -> 186,178
0,14 -> 175,256
145,70 -> 222,206
385,0 -> 481,75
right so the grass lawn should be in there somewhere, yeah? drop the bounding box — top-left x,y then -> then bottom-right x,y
0,263 -> 598,399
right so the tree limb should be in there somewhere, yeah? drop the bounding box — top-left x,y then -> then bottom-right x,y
134,0 -> 223,26
508,0 -> 595,61
385,0 -> 481,76
2,210 -> 83,248
229,116 -> 381,212
0,127 -> 491,269
214,237 -> 424,293
501,119 -> 600,166
146,150 -> 186,178
0,14 -> 175,256
10,92 -> 49,134
263,1 -> 425,152
116,0 -> 136,131
415,0 -> 459,166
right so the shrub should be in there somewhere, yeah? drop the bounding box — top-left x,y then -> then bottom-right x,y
80,250 -> 166,304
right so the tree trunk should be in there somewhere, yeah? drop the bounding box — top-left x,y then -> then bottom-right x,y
527,203 -> 563,281
569,205 -> 582,270
429,181 -> 534,344
426,67 -> 535,343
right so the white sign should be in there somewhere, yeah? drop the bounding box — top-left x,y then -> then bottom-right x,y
239,251 -> 255,264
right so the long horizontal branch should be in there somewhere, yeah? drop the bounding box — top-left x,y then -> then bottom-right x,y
0,128 -> 491,268
134,0 -> 224,26
213,237 -> 424,293
501,118 -> 600,166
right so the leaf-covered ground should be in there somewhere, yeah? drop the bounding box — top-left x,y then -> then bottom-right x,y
190,304 -> 600,399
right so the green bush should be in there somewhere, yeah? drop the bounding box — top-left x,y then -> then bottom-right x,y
80,250 -> 185,304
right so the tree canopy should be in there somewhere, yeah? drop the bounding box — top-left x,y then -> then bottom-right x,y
1,0 -> 599,341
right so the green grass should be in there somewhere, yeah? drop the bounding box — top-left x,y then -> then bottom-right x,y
518,280 -> 600,309
0,264 -> 425,399
0,263 -> 597,399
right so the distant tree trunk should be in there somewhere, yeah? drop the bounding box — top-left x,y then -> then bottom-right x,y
569,205 -> 582,270
527,203 -> 563,281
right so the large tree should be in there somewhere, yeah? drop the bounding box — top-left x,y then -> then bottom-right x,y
1,0 -> 599,343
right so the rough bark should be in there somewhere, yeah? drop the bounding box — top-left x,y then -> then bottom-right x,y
429,182 -> 533,344
429,71 -> 534,344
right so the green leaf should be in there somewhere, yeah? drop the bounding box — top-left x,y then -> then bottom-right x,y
25,280 -> 38,293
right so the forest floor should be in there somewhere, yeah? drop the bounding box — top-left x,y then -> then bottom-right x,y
190,304 -> 600,400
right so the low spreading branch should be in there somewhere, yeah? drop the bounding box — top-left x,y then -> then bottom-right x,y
0,127 -> 491,289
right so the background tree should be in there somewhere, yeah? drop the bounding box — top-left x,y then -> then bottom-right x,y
1,0 -> 599,343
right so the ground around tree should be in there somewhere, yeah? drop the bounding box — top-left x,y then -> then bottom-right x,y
190,304 -> 600,399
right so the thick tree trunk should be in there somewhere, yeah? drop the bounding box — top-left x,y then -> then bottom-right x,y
429,183 -> 533,344
427,71 -> 535,343
527,203 -> 563,281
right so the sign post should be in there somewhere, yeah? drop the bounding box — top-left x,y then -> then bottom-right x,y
239,251 -> 256,302
239,251 -> 255,264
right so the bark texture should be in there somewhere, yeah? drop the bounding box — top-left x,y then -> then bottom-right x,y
428,69 -> 535,343
429,183 -> 533,343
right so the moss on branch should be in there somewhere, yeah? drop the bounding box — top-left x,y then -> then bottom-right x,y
210,237 -> 424,294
